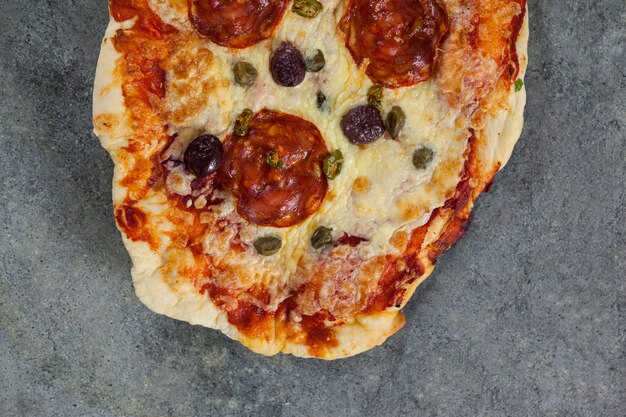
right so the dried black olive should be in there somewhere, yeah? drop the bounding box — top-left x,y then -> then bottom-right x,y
340,105 -> 386,145
270,42 -> 306,87
184,134 -> 223,178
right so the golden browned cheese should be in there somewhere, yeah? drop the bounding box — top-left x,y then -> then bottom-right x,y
95,0 -> 527,358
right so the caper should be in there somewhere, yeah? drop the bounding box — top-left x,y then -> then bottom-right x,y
386,106 -> 406,138
292,0 -> 323,18
412,147 -> 434,170
234,108 -> 254,136
232,61 -> 258,87
253,236 -> 282,256
323,149 -> 344,179
316,91 -> 327,109
305,49 -> 325,72
367,85 -> 383,110
311,226 -> 333,249
411,17 -> 424,32
266,149 -> 284,170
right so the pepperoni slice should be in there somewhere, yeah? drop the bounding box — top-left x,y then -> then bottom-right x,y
188,0 -> 289,49
339,0 -> 448,88
219,109 -> 329,228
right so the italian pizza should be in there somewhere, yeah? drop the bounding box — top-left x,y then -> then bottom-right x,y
93,0 -> 528,359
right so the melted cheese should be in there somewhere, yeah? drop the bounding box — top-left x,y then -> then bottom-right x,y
153,0 -> 468,279
95,0 -> 528,358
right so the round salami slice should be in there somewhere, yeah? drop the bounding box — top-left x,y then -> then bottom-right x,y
219,109 -> 329,228
339,0 -> 448,88
189,0 -> 289,49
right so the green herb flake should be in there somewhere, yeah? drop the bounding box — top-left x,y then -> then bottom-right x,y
266,150 -> 284,170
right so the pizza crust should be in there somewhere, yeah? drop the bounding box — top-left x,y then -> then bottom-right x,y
281,10 -> 529,359
93,4 -> 528,359
93,19 -> 261,353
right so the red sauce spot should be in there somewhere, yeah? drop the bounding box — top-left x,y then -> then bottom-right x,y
115,204 -> 157,249
364,251 -> 425,313
229,229 -> 248,253
335,234 -> 369,247
508,0 -> 527,80
110,0 -> 177,37
147,155 -> 166,189
274,291 -> 339,357
228,303 -> 270,330
200,282 -> 272,334
427,216 -> 470,261
483,168 -> 500,193
466,13 -> 481,49
300,312 -> 338,356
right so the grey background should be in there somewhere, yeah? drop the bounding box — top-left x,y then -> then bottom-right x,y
1,0 -> 624,416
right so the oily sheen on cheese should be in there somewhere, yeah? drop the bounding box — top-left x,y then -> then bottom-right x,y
94,0 -> 528,359
155,0 -> 468,265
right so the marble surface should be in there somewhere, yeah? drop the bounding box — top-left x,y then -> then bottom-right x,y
1,1 -> 624,416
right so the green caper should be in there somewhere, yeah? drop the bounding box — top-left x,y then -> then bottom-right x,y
305,49 -> 325,72
411,17 -> 424,32
412,147 -> 434,170
311,226 -> 333,249
292,0 -> 323,18
266,150 -> 284,170
323,149 -> 344,180
233,61 -> 258,87
367,85 -> 383,110
316,91 -> 327,109
253,236 -> 282,256
385,106 -> 406,138
234,108 -> 254,136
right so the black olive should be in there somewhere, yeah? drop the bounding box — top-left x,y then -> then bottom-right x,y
412,147 -> 434,170
311,226 -> 333,249
340,105 -> 386,145
184,134 -> 223,178
254,236 -> 282,256
270,42 -> 306,87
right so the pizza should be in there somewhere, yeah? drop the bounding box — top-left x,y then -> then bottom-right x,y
93,0 -> 527,359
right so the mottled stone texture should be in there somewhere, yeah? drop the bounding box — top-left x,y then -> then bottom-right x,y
0,1 -> 624,416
